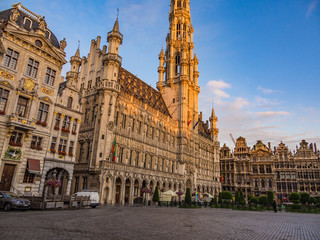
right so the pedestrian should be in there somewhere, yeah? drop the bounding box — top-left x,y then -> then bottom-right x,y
273,199 -> 277,213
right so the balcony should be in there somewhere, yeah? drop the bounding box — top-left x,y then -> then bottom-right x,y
7,115 -> 36,131
66,71 -> 78,80
104,53 -> 122,64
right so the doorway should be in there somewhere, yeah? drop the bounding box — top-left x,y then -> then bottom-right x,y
0,164 -> 16,191
115,178 -> 122,204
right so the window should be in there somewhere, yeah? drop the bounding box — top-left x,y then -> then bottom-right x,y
67,97 -> 73,108
37,102 -> 49,123
83,177 -> 87,190
86,142 -> 92,161
121,114 -> 126,129
9,132 -> 23,146
176,22 -> 181,39
55,113 -> 61,129
16,96 -> 29,117
118,147 -> 124,163
0,88 -> 9,113
62,115 -> 71,131
74,177 -> 79,193
50,137 -> 57,151
58,139 -> 67,154
3,48 -> 19,69
72,119 -> 78,133
131,118 -> 135,132
45,30 -> 51,39
25,58 -> 39,78
31,136 -> 42,150
24,18 -> 32,28
69,141 -> 74,156
175,54 -> 181,75
252,165 -> 258,173
23,169 -> 35,183
266,165 -> 272,173
88,80 -> 92,89
259,165 -> 265,174
138,121 -> 142,134
136,152 -> 140,167
79,143 -> 84,162
129,150 -> 133,165
177,0 -> 181,8
268,179 -> 272,188
44,67 -> 56,86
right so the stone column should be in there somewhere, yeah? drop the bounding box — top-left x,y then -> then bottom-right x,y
121,181 -> 125,205
66,177 -> 72,195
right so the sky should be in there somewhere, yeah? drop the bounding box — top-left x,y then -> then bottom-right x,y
1,0 -> 319,151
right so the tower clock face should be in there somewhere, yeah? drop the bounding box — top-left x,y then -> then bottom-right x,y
108,121 -> 114,131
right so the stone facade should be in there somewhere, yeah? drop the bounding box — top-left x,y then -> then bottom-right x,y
0,3 -> 81,197
72,0 -> 221,204
220,137 -> 320,201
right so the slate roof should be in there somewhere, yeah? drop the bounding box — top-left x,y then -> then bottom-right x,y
118,67 -> 171,117
0,8 -> 60,48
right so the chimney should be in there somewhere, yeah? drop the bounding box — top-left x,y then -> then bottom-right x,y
199,112 -> 203,121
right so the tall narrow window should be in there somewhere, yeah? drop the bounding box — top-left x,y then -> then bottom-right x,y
74,177 -> 79,193
177,0 -> 181,8
72,119 -> 78,134
3,48 -> 19,70
50,137 -> 57,151
25,58 -> 39,78
16,96 -> 29,117
119,147 -> 124,163
44,67 -> 56,86
0,88 -> 9,113
176,23 -> 181,39
37,102 -> 49,123
62,116 -> 71,131
175,54 -> 181,75
55,113 -> 61,129
67,97 -> 73,109
69,141 -> 74,156
136,152 -> 140,167
183,24 -> 187,39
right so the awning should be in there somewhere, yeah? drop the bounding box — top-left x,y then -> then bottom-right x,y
27,159 -> 40,175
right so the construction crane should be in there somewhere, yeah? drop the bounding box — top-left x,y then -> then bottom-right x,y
230,134 -> 236,146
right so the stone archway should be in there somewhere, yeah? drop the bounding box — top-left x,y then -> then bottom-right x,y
104,187 -> 109,204
125,179 -> 131,204
44,168 -> 70,196
115,177 -> 122,204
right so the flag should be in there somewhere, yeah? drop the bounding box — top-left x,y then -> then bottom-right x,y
111,137 -> 117,162
193,121 -> 199,129
220,176 -> 223,183
188,113 -> 196,126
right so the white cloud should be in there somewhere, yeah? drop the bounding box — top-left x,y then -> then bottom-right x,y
255,96 -> 280,108
252,111 -> 290,117
306,0 -> 319,18
257,86 -> 281,94
207,80 -> 231,99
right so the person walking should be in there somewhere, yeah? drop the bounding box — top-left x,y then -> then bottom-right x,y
273,199 -> 277,213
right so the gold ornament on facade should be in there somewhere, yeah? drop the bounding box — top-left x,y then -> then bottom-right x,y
41,87 -> 53,96
0,70 -> 15,81
24,78 -> 35,92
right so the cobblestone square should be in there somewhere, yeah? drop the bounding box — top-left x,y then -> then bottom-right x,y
0,207 -> 319,240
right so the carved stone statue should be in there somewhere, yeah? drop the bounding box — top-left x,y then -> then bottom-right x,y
10,8 -> 20,22
38,16 -> 47,31
60,38 -> 67,51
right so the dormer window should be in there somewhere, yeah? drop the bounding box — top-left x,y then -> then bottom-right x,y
23,18 -> 32,29
45,30 -> 51,39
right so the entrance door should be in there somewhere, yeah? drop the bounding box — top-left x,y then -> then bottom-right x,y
115,185 -> 121,204
0,164 -> 16,191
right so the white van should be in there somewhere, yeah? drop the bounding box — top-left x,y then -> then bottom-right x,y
75,190 -> 100,208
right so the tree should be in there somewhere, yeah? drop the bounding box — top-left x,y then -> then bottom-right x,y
152,186 -> 160,202
289,192 -> 300,204
235,191 -> 239,204
309,197 -> 316,205
185,188 -> 192,206
259,196 -> 268,206
300,192 -> 310,204
250,196 -> 258,205
267,191 -> 274,205
221,191 -> 233,200
239,191 -> 245,204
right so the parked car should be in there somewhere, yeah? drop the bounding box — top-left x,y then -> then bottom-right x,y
0,191 -> 31,211
75,190 -> 100,208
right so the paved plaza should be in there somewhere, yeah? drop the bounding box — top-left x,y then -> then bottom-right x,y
0,206 -> 319,240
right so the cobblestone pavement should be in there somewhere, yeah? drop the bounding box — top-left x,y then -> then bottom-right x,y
0,206 -> 319,240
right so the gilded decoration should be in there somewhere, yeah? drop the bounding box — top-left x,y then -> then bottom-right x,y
0,70 -> 15,81
41,87 -> 53,96
4,146 -> 22,160
24,78 -> 35,92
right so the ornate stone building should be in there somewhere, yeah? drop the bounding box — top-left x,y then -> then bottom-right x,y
220,137 -> 320,201
72,0 -> 221,204
0,3 -> 81,196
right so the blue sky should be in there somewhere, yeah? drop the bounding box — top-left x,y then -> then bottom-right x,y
1,0 -> 319,150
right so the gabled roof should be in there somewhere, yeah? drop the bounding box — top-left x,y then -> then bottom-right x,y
198,120 -> 211,139
118,68 -> 171,117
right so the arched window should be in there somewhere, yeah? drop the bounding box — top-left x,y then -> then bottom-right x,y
177,0 -> 181,8
24,18 -> 32,29
45,30 -> 51,39
175,54 -> 181,75
183,24 -> 187,39
183,1 -> 187,8
67,97 -> 73,108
